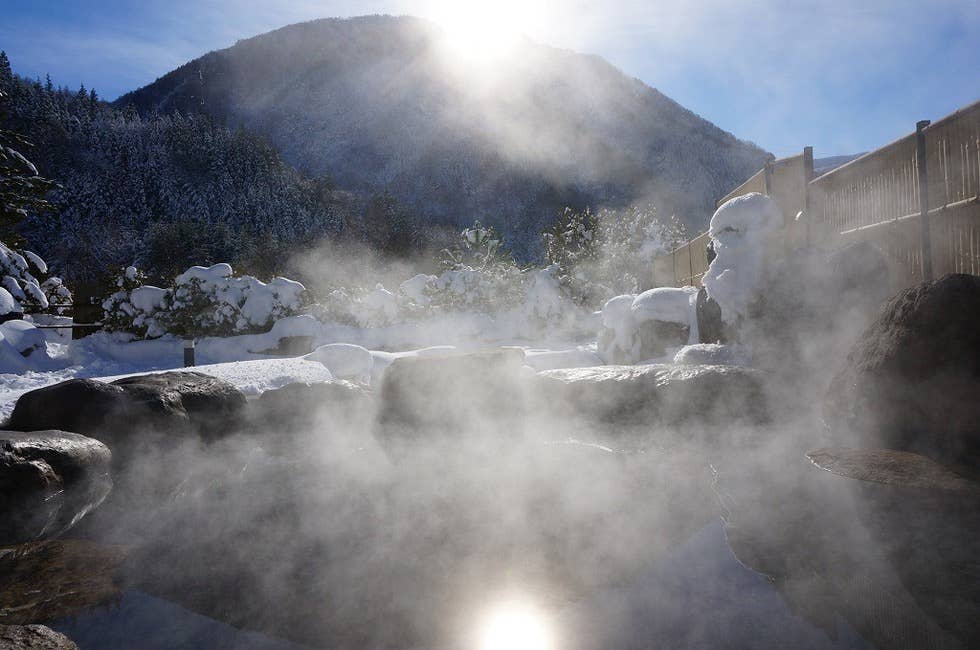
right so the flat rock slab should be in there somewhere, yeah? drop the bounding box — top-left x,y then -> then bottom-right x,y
807,448 -> 978,493
532,363 -> 768,427
0,430 -> 112,545
0,625 -> 78,649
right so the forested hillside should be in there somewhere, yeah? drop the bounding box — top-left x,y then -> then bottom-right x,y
118,15 -> 771,256
0,52 -> 438,284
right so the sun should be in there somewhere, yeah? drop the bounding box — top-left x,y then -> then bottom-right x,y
476,600 -> 555,650
426,0 -> 545,60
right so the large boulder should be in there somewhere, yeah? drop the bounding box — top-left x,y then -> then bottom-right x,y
251,380 -> 375,436
0,625 -> 77,649
7,372 -> 247,449
824,273 -> 980,475
0,431 -> 112,545
531,363 -> 768,428
377,349 -> 526,450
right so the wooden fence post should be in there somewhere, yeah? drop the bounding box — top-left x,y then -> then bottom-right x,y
916,119 -> 933,282
802,146 -> 814,247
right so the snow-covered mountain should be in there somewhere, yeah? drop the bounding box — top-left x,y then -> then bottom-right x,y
117,15 -> 770,252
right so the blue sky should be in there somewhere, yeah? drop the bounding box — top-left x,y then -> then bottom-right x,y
1,0 -> 977,157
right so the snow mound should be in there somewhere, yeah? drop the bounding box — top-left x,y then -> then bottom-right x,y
306,343 -> 373,383
631,286 -> 697,325
0,287 -> 21,316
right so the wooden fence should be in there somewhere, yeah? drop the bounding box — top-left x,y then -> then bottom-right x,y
656,98 -> 980,292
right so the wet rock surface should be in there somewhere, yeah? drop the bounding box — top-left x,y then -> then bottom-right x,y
715,434 -> 980,650
824,273 -> 980,475
532,363 -> 768,427
807,448 -> 978,492
251,380 -> 374,434
7,372 -> 248,450
0,624 -> 78,649
0,431 -> 112,545
0,540 -> 125,626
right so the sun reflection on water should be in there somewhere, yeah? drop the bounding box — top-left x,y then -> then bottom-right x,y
477,599 -> 555,650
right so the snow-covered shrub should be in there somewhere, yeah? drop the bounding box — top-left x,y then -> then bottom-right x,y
519,264 -> 573,329
101,266 -> 163,337
101,263 -> 310,339
398,274 -> 437,308
545,204 -> 686,307
347,283 -> 400,327
430,223 -> 525,313
0,241 -> 72,317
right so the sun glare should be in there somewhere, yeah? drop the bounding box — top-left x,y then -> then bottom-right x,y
427,0 -> 545,60
477,600 -> 555,650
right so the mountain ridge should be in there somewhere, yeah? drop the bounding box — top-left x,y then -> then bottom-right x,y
116,15 -> 771,254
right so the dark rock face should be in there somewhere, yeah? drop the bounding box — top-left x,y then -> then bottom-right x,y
824,273 -> 980,475
8,372 -> 247,448
251,380 -> 374,435
377,349 -> 526,449
532,363 -> 768,427
0,431 -> 111,545
695,286 -> 726,344
635,320 -> 689,360
0,625 -> 78,649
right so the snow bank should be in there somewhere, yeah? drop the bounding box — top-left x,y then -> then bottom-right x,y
170,358 -> 333,396
0,320 -> 47,356
702,193 -> 782,324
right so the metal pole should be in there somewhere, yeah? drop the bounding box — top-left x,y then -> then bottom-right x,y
916,120 -> 933,282
183,337 -> 195,367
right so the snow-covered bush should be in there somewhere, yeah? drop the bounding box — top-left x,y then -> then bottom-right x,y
0,241 -> 72,318
545,204 -> 686,307
101,266 -> 159,336
430,222 -> 525,313
102,263 -> 310,339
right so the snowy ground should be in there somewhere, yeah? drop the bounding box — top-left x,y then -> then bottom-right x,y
0,328 -> 604,421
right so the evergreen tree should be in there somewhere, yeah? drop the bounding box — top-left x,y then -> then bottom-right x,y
0,88 -> 55,241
